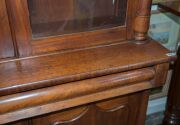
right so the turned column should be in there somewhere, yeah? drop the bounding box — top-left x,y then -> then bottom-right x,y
163,47 -> 180,125
134,0 -> 152,43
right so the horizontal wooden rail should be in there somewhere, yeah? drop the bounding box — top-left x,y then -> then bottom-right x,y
0,41 -> 170,96
0,68 -> 154,124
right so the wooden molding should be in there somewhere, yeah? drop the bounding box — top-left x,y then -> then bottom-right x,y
0,82 -> 152,124
0,41 -> 170,96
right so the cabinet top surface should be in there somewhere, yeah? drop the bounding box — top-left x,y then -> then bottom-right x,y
0,40 -> 171,96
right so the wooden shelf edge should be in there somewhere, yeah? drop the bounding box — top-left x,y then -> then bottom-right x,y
0,40 -> 171,96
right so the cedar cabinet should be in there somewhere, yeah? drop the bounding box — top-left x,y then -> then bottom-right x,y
0,0 -> 172,125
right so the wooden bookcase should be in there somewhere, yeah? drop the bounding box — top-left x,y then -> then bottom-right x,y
0,0 -> 172,125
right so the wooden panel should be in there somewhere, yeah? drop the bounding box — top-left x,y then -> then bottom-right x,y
0,41 -> 170,96
31,91 -> 149,125
31,27 -> 126,55
32,103 -> 129,125
0,0 -> 15,59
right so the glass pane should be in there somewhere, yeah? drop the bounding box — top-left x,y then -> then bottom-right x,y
149,5 -> 180,56
27,0 -> 128,38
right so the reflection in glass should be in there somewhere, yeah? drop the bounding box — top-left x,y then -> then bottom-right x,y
27,0 -> 128,38
149,5 -> 180,55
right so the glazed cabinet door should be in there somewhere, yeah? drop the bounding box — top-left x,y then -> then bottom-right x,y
31,91 -> 149,125
5,0 -> 152,57
6,0 -> 139,56
0,0 -> 15,59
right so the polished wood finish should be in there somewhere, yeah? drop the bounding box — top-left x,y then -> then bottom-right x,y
0,68 -> 154,111
0,41 -> 171,124
0,41 -> 170,96
6,0 -> 32,57
134,0 -> 152,42
0,0 -> 15,59
5,91 -> 149,125
0,68 -> 154,114
0,66 -> 155,124
0,81 -> 152,124
6,0 -> 146,56
0,0 -> 172,125
31,91 -> 149,125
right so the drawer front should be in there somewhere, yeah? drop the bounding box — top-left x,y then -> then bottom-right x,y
0,68 -> 154,124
